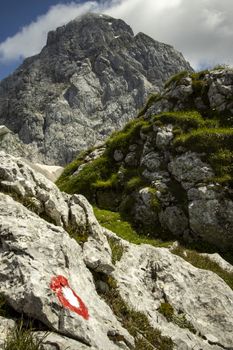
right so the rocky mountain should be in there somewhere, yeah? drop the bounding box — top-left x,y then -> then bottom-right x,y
57,67 -> 233,251
0,151 -> 232,350
0,13 -> 192,165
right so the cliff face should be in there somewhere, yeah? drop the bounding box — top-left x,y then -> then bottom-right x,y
57,68 -> 233,251
0,13 -> 192,165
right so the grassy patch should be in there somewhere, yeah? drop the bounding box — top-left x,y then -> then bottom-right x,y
148,187 -> 161,213
94,207 -> 173,248
164,71 -> 189,88
107,236 -> 124,265
57,156 -> 115,200
158,302 -> 196,334
97,276 -> 173,350
3,320 -> 47,350
190,70 -> 209,81
106,118 -> 149,158
174,127 -> 233,153
138,93 -> 162,117
65,225 -> 88,246
174,128 -> 233,185
56,149 -> 92,189
153,111 -> 205,131
125,176 -> 144,192
171,246 -> 233,290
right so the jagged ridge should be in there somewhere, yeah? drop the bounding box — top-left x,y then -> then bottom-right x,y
0,13 -> 192,165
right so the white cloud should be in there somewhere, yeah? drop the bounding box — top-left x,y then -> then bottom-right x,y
0,0 -> 233,70
0,1 -> 101,62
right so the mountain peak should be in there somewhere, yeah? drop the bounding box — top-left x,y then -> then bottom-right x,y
46,12 -> 134,47
0,14 -> 192,165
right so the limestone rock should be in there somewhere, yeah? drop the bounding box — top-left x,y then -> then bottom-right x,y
0,193 -> 134,350
156,125 -> 174,150
188,187 -> 233,249
0,152 -> 114,275
36,332 -> 96,350
159,206 -> 188,237
113,243 -> 233,350
0,13 -> 193,165
168,152 -> 214,190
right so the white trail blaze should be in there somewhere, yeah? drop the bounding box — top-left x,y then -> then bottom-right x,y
62,286 -> 80,308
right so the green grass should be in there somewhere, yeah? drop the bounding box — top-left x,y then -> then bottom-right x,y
153,111 -> 205,131
158,302 -> 196,334
174,127 -> 233,153
56,149 -> 92,189
171,246 -> 233,290
138,93 -> 162,117
57,156 -> 115,200
65,225 -> 88,245
164,71 -> 189,88
125,176 -> 145,192
94,207 -> 173,248
3,321 -> 47,350
106,118 -> 150,157
96,276 -> 173,350
174,128 -> 233,185
107,236 -> 124,264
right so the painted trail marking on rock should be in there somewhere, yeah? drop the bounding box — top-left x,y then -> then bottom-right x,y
50,275 -> 89,320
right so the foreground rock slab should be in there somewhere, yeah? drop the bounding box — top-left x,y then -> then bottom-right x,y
112,238 -> 233,350
0,193 -> 133,350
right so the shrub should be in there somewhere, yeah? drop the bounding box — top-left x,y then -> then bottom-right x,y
3,321 -> 47,350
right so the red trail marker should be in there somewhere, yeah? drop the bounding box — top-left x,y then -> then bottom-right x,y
50,275 -> 89,320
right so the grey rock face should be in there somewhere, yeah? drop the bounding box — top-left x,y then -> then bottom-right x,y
168,152 -> 214,190
0,151 -> 114,274
113,241 -> 233,350
148,67 -> 233,117
0,193 -> 134,349
0,13 -> 192,165
0,151 -> 233,349
188,186 -> 233,249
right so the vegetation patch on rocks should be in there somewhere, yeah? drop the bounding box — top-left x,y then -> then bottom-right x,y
94,275 -> 173,350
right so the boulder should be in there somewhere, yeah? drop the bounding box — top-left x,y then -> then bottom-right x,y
113,243 -> 233,350
0,193 -> 134,350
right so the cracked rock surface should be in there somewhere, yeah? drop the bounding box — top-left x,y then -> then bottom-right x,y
0,13 -> 192,165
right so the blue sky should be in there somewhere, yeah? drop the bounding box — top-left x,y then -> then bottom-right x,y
0,0 -> 89,79
0,0 -> 232,81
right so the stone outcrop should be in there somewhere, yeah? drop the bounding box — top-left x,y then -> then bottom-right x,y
58,68 -> 233,250
0,152 -> 232,350
111,233 -> 233,349
0,13 -> 192,165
